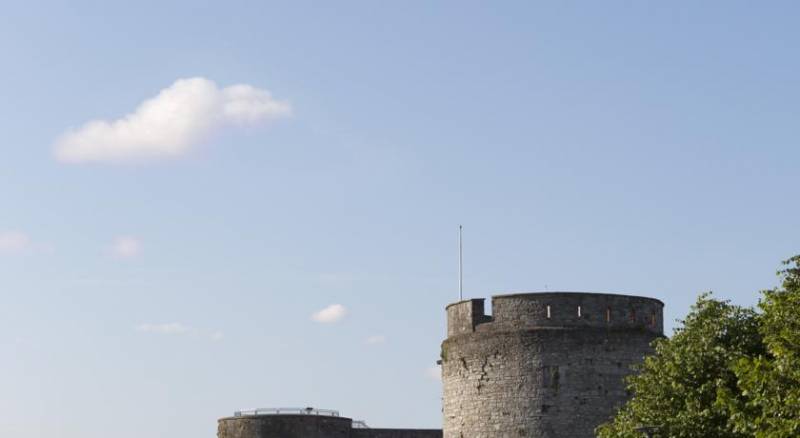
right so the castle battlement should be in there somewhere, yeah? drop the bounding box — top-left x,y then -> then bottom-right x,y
446,292 -> 663,337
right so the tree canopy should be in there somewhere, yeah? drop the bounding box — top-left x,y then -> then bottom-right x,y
597,256 -> 800,438
721,255 -> 800,438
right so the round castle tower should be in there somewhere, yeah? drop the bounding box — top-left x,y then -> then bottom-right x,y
441,292 -> 663,438
217,407 -> 443,438
217,408 -> 352,438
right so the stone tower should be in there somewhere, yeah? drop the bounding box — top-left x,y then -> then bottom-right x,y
217,408 -> 442,438
441,292 -> 663,438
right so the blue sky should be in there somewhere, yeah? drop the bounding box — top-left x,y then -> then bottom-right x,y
2,1 -> 799,437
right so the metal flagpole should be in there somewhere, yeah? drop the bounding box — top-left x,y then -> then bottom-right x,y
459,225 -> 463,301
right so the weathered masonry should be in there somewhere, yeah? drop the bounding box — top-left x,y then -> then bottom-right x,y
217,408 -> 442,438
441,292 -> 663,438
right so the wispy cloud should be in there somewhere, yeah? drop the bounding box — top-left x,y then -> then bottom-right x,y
111,236 -> 142,258
311,304 -> 347,323
0,231 -> 32,254
365,335 -> 386,345
135,322 -> 190,335
134,323 -> 223,342
54,77 -> 292,164
0,231 -> 52,255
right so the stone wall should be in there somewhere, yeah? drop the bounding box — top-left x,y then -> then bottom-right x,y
217,415 -> 352,438
352,428 -> 442,438
489,293 -> 663,334
441,292 -> 663,438
446,299 -> 492,337
217,415 -> 442,438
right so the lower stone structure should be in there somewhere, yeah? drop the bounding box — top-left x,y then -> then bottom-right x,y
217,411 -> 441,438
351,429 -> 443,438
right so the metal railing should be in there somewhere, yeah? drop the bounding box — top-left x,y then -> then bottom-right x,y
352,420 -> 370,429
234,407 -> 340,417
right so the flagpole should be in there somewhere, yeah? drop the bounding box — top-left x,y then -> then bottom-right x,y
459,225 -> 463,301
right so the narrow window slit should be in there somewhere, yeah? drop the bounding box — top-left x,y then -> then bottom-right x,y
577,305 -> 582,318
546,305 -> 551,319
606,307 -> 611,322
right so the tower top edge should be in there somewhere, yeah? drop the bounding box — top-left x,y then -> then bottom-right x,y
445,298 -> 485,310
490,291 -> 664,305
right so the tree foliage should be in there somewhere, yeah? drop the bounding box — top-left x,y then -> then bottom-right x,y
596,294 -> 763,438
721,255 -> 800,438
598,256 -> 800,438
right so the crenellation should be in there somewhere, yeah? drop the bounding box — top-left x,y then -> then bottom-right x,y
446,298 -> 492,337
447,293 -> 665,339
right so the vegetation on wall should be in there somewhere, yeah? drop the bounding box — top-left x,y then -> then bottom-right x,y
597,256 -> 800,438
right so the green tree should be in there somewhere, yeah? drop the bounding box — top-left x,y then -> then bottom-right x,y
596,293 -> 763,438
721,256 -> 800,438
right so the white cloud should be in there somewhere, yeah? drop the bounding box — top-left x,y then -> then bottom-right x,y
111,236 -> 141,258
0,231 -> 52,255
54,77 -> 292,164
425,366 -> 442,381
134,323 -> 224,342
311,304 -> 347,323
135,322 -> 190,335
365,335 -> 386,345
0,231 -> 32,254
